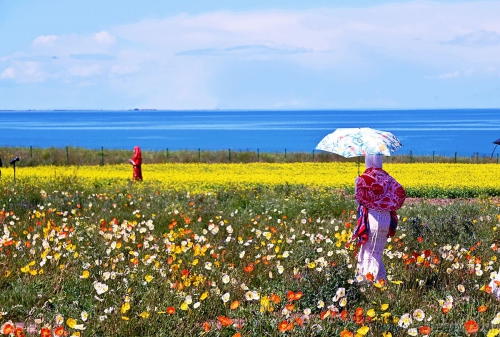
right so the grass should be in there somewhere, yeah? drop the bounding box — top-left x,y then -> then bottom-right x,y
1,164 -> 500,336
1,146 -> 498,166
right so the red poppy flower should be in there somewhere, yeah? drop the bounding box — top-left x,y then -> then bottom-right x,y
320,310 -> 330,320
478,305 -> 487,313
40,327 -> 52,337
366,273 -> 375,282
166,306 -> 175,315
13,327 -> 24,337
464,319 -> 479,334
340,309 -> 349,321
1,322 -> 14,335
53,326 -> 65,337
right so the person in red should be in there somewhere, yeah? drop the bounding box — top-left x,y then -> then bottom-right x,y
350,154 -> 406,282
128,146 -> 143,181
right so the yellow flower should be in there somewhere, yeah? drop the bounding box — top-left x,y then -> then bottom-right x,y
66,318 -> 77,328
139,311 -> 150,319
81,270 -> 90,279
121,316 -> 129,321
381,304 -> 389,311
121,302 -> 130,314
200,292 -> 209,301
382,333 -> 392,337
366,309 -> 376,318
145,274 -> 153,283
180,302 -> 189,311
488,328 -> 500,337
307,262 -> 316,269
357,326 -> 370,335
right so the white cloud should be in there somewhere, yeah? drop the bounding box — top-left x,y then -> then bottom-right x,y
68,64 -> 102,77
437,71 -> 460,79
93,31 -> 116,44
32,35 -> 59,46
1,67 -> 15,79
4,1 -> 500,108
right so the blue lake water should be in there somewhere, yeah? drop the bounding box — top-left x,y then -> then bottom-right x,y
1,109 -> 499,157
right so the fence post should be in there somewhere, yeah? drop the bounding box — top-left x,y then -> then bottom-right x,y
432,151 -> 434,163
476,152 -> 479,163
454,152 -> 457,163
410,151 -> 413,163
284,149 -> 287,160
312,150 -> 314,161
228,149 -> 231,163
66,146 -> 69,164
30,146 -> 33,158
198,149 -> 201,163
101,146 -> 104,166
166,148 -> 169,162
257,149 -> 260,162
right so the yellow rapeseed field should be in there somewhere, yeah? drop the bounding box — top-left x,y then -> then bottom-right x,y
3,162 -> 500,194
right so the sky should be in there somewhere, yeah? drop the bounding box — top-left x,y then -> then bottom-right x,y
1,0 -> 499,110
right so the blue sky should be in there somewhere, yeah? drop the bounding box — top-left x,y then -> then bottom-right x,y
1,0 -> 499,110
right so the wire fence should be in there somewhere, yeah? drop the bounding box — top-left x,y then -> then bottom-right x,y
0,146 -> 499,168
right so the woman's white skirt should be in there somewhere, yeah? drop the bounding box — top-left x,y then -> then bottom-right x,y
356,209 -> 391,282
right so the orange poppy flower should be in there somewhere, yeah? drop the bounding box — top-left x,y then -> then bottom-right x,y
218,316 -> 233,327
365,273 -> 375,282
166,306 -> 175,315
295,317 -> 304,326
478,305 -> 487,313
203,322 -> 210,332
355,307 -> 364,317
277,320 -> 289,333
230,301 -> 240,310
277,320 -> 294,333
244,263 -> 254,273
419,326 -> 432,335
270,294 -> 281,304
340,330 -> 354,337
442,307 -> 450,314
233,333 -> 242,337
286,291 -> 303,301
285,303 -> 295,311
464,319 -> 479,334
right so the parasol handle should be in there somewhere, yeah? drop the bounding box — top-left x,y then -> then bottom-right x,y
492,145 -> 498,159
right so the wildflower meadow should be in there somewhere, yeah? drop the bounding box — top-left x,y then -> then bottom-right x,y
1,162 -> 500,336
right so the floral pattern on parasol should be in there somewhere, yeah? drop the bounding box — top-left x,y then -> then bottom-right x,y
315,127 -> 402,157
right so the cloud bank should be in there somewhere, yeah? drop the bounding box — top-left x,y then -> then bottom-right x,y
1,1 -> 500,109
